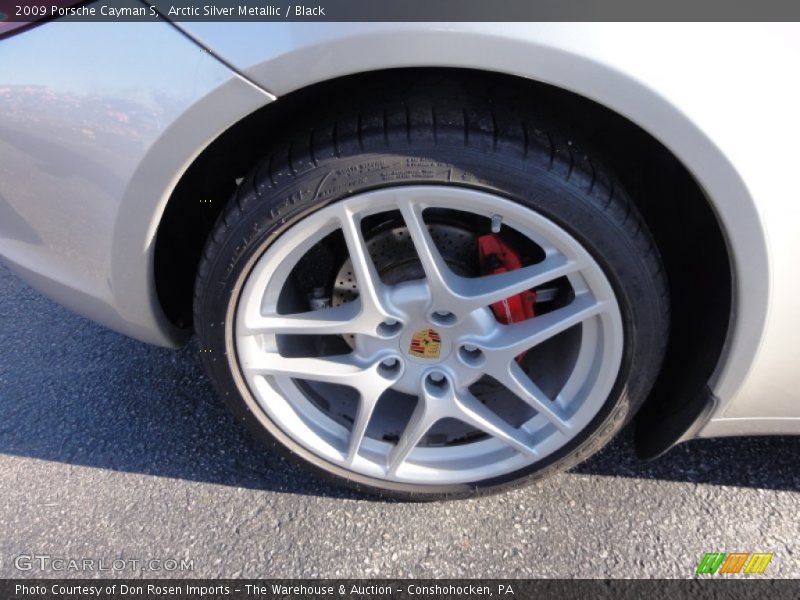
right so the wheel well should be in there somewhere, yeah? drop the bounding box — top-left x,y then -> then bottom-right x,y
154,68 -> 731,451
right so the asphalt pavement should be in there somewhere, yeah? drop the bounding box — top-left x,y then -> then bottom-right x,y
0,262 -> 798,578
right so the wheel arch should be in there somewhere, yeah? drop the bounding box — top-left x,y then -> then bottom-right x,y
152,64 -> 763,456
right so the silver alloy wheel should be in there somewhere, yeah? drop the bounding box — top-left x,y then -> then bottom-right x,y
234,186 -> 624,485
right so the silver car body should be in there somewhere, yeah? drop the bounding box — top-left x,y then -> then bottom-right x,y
1,18 -> 798,440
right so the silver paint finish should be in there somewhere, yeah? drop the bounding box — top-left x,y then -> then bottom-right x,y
0,18 -> 272,346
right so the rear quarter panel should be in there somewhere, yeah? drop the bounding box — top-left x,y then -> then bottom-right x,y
0,18 -> 272,345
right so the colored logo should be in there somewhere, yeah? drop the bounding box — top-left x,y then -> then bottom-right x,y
696,552 -> 773,574
409,328 -> 442,359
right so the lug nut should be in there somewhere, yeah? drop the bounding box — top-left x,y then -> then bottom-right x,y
431,310 -> 456,326
378,319 -> 403,337
424,371 -> 450,396
459,344 -> 485,366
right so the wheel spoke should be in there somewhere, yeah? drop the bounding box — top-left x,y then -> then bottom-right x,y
398,200 -> 581,319
476,293 -> 605,359
245,353 -> 384,390
494,362 -> 572,434
337,205 -> 393,321
241,302 -> 366,335
448,253 -> 580,314
388,374 -> 540,476
397,200 -> 456,304
453,390 -> 538,458
345,392 -> 382,465
387,399 -> 438,477
246,352 -> 398,463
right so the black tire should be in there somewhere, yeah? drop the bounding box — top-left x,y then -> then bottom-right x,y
194,78 -> 669,501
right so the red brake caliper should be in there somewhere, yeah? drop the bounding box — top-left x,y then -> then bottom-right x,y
477,234 -> 537,361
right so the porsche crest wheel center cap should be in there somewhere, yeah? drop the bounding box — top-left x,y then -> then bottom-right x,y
409,328 -> 442,359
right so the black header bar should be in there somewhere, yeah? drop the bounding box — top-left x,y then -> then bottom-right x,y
2,0 -> 800,22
